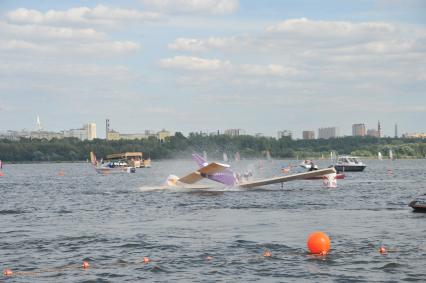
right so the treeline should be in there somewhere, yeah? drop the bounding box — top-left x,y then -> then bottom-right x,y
0,134 -> 425,162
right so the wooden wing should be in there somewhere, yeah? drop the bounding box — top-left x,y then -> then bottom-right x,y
238,168 -> 336,188
178,162 -> 230,184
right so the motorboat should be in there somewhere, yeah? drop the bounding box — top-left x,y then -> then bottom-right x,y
332,155 -> 366,172
90,152 -> 136,174
299,160 -> 318,170
409,194 -> 426,212
95,161 -> 136,174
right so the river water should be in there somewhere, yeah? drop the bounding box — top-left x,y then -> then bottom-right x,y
0,159 -> 425,282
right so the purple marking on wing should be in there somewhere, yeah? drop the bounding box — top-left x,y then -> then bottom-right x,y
208,170 -> 237,186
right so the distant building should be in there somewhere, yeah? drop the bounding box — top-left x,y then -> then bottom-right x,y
157,129 -> 171,142
367,129 -> 380,137
318,127 -> 339,139
31,131 -> 63,140
403,133 -> 426,139
352,124 -> 366,137
302,130 -> 315,140
63,123 -> 97,140
119,133 -> 146,140
224,129 -> 246,136
1,130 -> 31,140
277,130 -> 292,139
106,129 -> 120,140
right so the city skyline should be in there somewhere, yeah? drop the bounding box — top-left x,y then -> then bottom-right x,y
0,116 -> 420,140
0,1 -> 425,139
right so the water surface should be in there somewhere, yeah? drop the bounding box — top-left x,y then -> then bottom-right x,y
1,159 -> 425,282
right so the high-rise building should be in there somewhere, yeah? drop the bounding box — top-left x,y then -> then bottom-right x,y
277,130 -> 292,139
394,123 -> 398,138
63,123 -> 97,140
87,123 -> 96,140
352,124 -> 366,136
302,130 -> 315,140
318,127 -> 339,139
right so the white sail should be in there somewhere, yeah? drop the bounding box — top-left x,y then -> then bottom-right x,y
223,152 -> 228,162
389,149 -> 394,160
203,151 -> 208,162
266,150 -> 271,160
234,151 -> 240,162
378,152 -> 383,161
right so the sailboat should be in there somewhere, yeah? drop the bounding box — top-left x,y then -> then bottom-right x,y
234,151 -> 241,162
223,152 -> 228,162
389,149 -> 394,160
203,151 -> 208,162
378,152 -> 383,161
266,150 -> 271,161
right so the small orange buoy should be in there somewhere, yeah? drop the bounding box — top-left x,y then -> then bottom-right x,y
3,269 -> 13,276
263,250 -> 272,257
143,257 -> 150,264
379,246 -> 387,254
307,231 -> 331,255
82,261 -> 90,269
205,256 -> 213,261
58,170 -> 64,176
0,172 -> 4,177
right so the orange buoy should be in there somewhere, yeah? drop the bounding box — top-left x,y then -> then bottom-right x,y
379,246 -> 387,254
82,261 -> 90,269
58,170 -> 65,176
307,231 -> 331,255
3,269 -> 13,276
0,172 -> 4,177
205,256 -> 213,261
143,257 -> 150,264
263,250 -> 272,257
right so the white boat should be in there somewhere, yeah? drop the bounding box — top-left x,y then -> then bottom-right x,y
90,152 -> 136,174
299,160 -> 318,170
333,155 -> 366,172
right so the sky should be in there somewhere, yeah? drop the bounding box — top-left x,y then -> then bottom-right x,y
0,0 -> 425,138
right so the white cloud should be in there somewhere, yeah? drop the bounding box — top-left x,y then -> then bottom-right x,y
168,36 -> 238,52
141,0 -> 239,15
6,5 -> 160,27
239,64 -> 301,77
161,56 -> 302,77
0,21 -> 105,40
160,56 -> 231,71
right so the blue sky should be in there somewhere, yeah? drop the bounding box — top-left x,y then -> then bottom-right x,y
0,0 -> 425,138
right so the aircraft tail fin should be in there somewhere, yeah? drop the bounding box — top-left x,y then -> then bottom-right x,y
192,153 -> 207,167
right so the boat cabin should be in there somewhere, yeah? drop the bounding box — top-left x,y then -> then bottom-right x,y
337,156 -> 364,165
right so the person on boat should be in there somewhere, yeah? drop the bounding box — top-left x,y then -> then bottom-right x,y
309,160 -> 318,171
